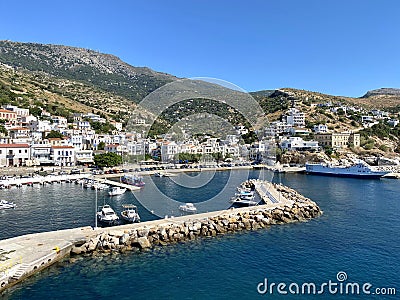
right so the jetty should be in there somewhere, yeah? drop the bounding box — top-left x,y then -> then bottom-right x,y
0,173 -> 87,187
0,180 -> 322,294
93,177 -> 141,191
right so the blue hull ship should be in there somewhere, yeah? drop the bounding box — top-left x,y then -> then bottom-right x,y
305,162 -> 389,179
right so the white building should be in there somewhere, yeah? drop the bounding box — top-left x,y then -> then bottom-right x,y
75,121 -> 91,131
110,121 -> 123,131
161,141 -> 179,162
388,119 -> 399,127
284,108 -> 305,127
29,120 -> 52,132
280,137 -> 320,152
31,142 -> 52,165
51,116 -> 68,129
51,145 -> 75,166
313,124 -> 328,133
75,150 -> 94,165
3,105 -> 30,117
0,143 -> 31,167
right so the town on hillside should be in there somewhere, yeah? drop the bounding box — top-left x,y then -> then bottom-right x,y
0,95 -> 399,172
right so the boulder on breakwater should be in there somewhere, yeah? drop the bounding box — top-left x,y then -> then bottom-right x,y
70,183 -> 323,256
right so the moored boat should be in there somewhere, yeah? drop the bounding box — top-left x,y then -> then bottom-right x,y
0,199 -> 16,209
120,204 -> 140,223
179,203 -> 197,213
97,205 -> 119,225
108,186 -> 127,196
305,162 -> 390,179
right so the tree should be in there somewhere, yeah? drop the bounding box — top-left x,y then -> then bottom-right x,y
30,106 -> 42,117
0,125 -> 7,136
97,141 -> 106,150
94,152 -> 122,167
46,130 -> 64,139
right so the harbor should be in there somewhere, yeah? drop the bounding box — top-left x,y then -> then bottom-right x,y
0,178 -> 322,293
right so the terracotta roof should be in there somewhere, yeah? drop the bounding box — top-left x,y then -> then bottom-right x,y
51,145 -> 74,149
0,143 -> 29,148
9,127 -> 29,131
0,109 -> 17,114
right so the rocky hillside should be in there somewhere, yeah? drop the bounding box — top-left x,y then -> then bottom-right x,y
0,61 -> 142,121
362,88 -> 400,98
0,40 -> 177,103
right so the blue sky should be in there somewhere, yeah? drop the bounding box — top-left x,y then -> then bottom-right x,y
1,0 -> 399,97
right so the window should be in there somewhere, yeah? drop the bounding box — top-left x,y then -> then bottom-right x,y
19,150 -> 21,153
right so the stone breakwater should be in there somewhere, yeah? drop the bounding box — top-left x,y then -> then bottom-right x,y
71,185 -> 323,256
0,181 -> 322,294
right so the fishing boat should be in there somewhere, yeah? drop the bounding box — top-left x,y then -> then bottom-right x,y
121,175 -> 145,187
179,203 -> 197,213
305,162 -> 390,179
108,186 -> 126,196
120,204 -> 140,223
97,205 -> 119,225
0,199 -> 16,209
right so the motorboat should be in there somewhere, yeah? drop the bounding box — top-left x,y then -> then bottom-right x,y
91,182 -> 109,190
230,197 -> 258,206
120,204 -> 141,223
154,172 -> 177,177
179,203 -> 197,213
108,187 -> 127,196
0,199 -> 16,209
97,205 -> 119,225
235,190 -> 255,200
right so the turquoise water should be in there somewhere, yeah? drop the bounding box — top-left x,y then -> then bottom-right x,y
1,171 -> 399,299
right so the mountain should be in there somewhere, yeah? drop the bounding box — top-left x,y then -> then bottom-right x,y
0,40 -> 177,103
362,88 -> 400,98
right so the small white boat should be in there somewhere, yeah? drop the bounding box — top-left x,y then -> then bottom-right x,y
108,186 -> 127,196
0,199 -> 16,209
120,204 -> 140,223
155,172 -> 177,177
230,197 -> 258,206
92,182 -> 109,190
97,205 -> 119,225
179,203 -> 197,213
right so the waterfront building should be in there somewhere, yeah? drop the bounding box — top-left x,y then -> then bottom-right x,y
31,142 -> 52,165
0,143 -> 30,167
51,145 -> 75,166
161,141 -> 179,162
75,150 -> 94,165
280,137 -> 320,152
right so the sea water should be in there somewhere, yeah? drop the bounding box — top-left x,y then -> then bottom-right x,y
1,170 -> 399,299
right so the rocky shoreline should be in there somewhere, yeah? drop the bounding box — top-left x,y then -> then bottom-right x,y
70,182 -> 323,256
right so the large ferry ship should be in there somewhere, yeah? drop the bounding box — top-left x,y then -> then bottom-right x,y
305,162 -> 389,179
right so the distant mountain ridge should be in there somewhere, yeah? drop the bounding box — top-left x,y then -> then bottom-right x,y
362,88 -> 400,98
0,40 -> 177,103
